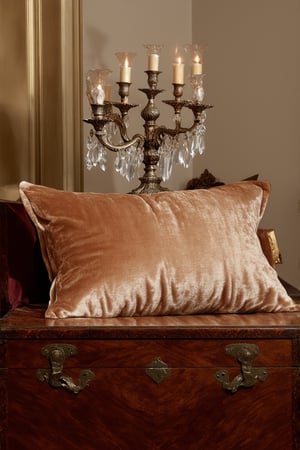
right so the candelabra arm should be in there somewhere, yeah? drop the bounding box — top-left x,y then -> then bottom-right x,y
109,113 -> 131,142
95,130 -> 144,153
84,109 -> 144,151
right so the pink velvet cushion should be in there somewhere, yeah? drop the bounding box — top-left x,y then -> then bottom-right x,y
19,180 -> 297,318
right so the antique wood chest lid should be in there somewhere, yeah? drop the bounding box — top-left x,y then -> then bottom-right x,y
2,305 -> 300,339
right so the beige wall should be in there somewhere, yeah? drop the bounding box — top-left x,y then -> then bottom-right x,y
82,0 -> 193,193
192,0 -> 300,287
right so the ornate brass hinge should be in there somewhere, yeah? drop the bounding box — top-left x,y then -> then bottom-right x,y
37,343 -> 95,394
214,343 -> 268,393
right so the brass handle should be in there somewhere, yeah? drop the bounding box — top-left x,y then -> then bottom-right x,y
37,344 -> 95,394
214,343 -> 268,393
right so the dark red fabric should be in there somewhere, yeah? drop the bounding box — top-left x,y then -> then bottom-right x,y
0,201 -> 50,316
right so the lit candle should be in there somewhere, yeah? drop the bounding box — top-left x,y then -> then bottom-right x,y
91,84 -> 105,104
192,55 -> 202,75
173,57 -> 184,84
120,57 -> 131,83
148,53 -> 159,71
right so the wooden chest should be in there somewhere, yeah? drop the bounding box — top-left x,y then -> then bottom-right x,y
1,306 -> 300,449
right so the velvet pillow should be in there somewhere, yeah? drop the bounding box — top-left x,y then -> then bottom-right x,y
19,181 -> 297,318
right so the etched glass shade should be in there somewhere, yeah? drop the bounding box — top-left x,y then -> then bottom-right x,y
115,52 -> 136,83
143,44 -> 163,71
86,69 -> 112,105
184,43 -> 207,76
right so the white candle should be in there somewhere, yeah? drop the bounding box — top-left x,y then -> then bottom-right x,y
148,53 -> 159,71
115,52 -> 135,83
192,55 -> 202,75
91,84 -> 105,104
173,57 -> 184,84
120,58 -> 131,83
120,57 -> 131,83
120,66 -> 131,82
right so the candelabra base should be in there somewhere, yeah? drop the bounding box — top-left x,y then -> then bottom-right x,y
130,177 -> 168,195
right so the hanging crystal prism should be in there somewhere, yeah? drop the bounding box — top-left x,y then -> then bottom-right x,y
85,129 -> 98,170
125,146 -> 136,181
85,129 -> 108,172
160,148 -> 174,182
98,146 -> 107,172
114,144 -> 142,180
159,135 -> 172,181
105,121 -> 118,137
114,151 -> 123,173
197,111 -> 207,155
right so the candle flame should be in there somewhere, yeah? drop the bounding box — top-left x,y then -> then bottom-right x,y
194,55 -> 200,64
177,56 -> 182,64
124,57 -> 129,68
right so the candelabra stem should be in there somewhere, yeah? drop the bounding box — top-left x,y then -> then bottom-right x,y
130,144 -> 166,194
130,71 -> 165,194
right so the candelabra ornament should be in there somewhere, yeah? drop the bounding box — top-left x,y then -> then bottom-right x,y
84,44 -> 213,194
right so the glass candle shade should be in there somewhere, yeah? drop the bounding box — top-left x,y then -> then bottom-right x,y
143,44 -> 163,71
104,85 -> 111,102
86,69 -> 112,105
190,74 -> 205,103
115,52 -> 136,83
184,44 -> 207,76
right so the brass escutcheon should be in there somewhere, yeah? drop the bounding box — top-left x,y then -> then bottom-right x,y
214,343 -> 268,393
145,357 -> 171,384
37,343 -> 95,394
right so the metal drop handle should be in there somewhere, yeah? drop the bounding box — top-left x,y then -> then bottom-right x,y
214,343 -> 268,393
37,343 -> 95,394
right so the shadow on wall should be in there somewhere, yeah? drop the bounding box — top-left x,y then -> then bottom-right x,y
84,27 -> 108,69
